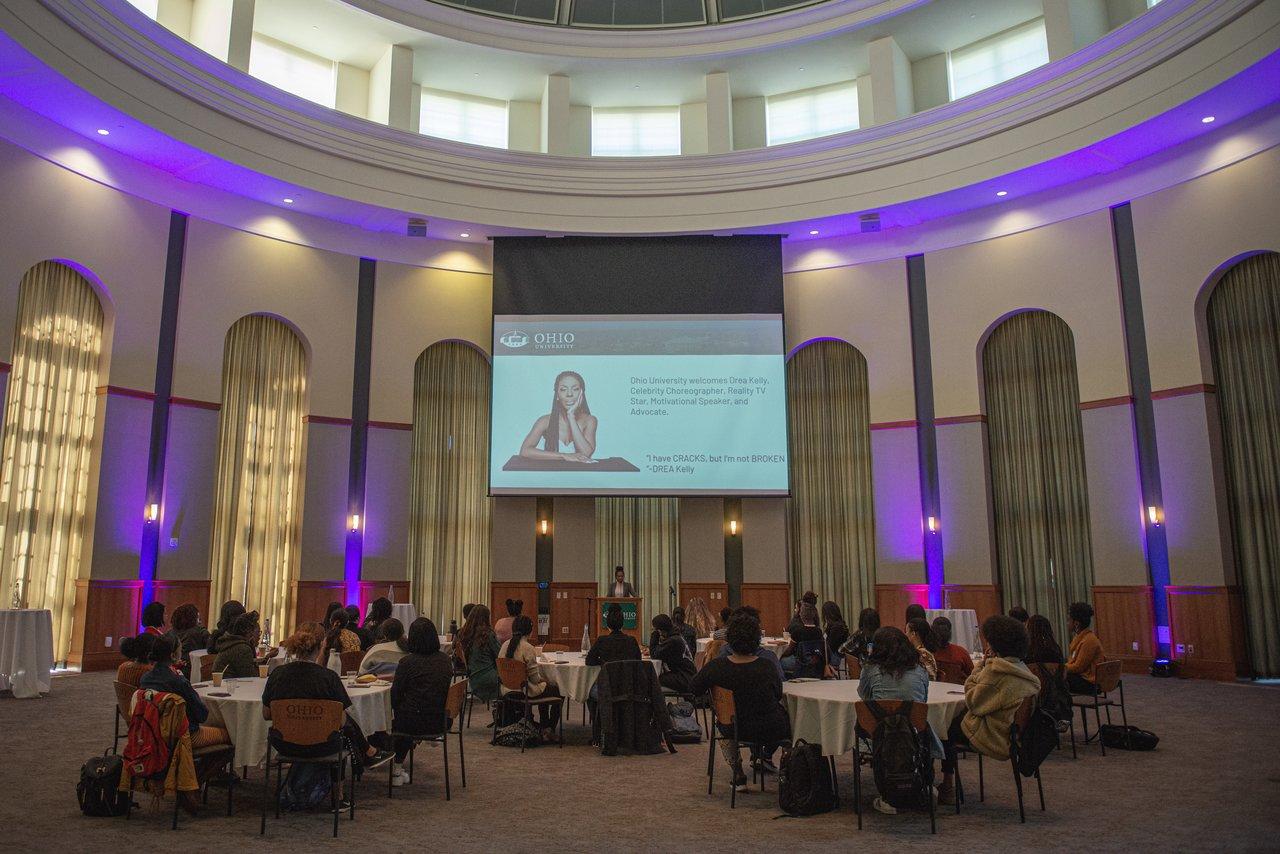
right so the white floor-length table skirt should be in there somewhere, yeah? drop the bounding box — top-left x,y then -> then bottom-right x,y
537,652 -> 663,703
925,608 -> 982,654
197,676 -> 392,769
0,609 -> 54,699
783,679 -> 967,757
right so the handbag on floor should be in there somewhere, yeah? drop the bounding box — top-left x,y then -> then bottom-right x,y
777,740 -> 836,817
1098,724 -> 1159,750
666,700 -> 702,744
494,718 -> 540,748
77,753 -> 132,817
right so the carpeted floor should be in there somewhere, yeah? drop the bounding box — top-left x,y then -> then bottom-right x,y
1,671 -> 1278,853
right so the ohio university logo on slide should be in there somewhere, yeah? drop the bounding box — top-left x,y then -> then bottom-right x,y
500,330 -> 529,348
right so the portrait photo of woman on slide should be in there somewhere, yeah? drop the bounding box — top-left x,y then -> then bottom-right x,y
519,370 -> 599,464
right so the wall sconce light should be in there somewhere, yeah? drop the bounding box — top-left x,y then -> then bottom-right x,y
729,519 -> 739,536
539,519 -> 550,536
926,516 -> 939,534
144,503 -> 159,523
1146,506 -> 1162,527
350,513 -> 361,532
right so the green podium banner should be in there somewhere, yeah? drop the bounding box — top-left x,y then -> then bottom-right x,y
600,601 -> 639,630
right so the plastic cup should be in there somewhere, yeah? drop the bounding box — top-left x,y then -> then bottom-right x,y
258,664 -> 268,678
211,671 -> 223,687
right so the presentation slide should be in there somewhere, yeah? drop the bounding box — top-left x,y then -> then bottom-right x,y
490,314 -> 789,496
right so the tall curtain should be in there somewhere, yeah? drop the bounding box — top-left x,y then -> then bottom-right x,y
208,315 -> 308,638
408,342 -> 491,627
1206,252 -> 1280,677
785,339 -> 876,617
0,261 -> 104,660
596,498 -> 680,622
983,310 -> 1094,642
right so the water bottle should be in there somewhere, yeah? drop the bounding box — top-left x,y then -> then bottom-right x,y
327,649 -> 342,676
581,624 -> 591,653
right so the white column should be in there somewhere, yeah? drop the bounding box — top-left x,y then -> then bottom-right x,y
1043,0 -> 1109,61
156,0 -> 192,40
508,101 -> 541,152
368,44 -> 415,131
225,0 -> 254,72
731,96 -> 766,150
335,63 -> 370,119
189,0 -> 253,68
704,71 -> 733,155
866,35 -> 914,125
541,74 -> 572,155
680,103 -> 708,155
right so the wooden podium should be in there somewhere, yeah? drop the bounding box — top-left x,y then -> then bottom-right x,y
596,597 -> 643,643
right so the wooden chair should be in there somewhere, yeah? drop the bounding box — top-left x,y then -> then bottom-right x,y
198,654 -> 216,682
492,657 -> 564,752
954,695 -> 1047,822
936,660 -> 968,685
112,680 -> 134,754
702,638 -> 725,662
261,699 -> 352,838
387,680 -> 468,800
706,687 -> 787,808
844,654 -> 862,680
540,643 -> 571,653
1070,659 -> 1126,756
852,700 -> 936,834
339,650 -> 364,675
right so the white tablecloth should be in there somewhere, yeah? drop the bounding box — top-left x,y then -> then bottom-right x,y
197,675 -> 392,769
926,608 -> 981,654
537,651 -> 662,703
0,609 -> 54,698
390,603 -> 417,626
783,679 -> 966,757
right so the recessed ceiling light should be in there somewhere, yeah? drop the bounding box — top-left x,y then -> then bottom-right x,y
798,66 -> 805,71
96,128 -> 110,136
1201,115 -> 1215,123
808,229 -> 819,235
996,190 -> 1008,197
282,197 -> 294,204
459,232 -> 470,238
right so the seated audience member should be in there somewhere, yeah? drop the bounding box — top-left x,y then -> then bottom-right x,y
141,601 -> 167,637
687,597 -> 718,639
262,622 -> 392,779
498,615 -> 562,740
324,608 -> 362,656
587,605 -> 642,668
457,604 -> 502,702
117,633 -> 157,687
170,604 -> 210,677
359,618 -> 408,676
650,614 -> 697,693
821,601 -> 850,666
1025,615 -> 1064,664
461,603 -> 476,623
938,615 -> 1039,805
345,604 -> 374,650
905,603 -> 926,625
208,600 -> 247,654
363,597 -> 393,639
930,616 -> 974,680
389,618 -> 453,786
212,611 -> 263,678
1007,605 -> 1030,624
779,601 -> 825,679
691,614 -> 790,793
139,636 -> 230,748
1066,601 -> 1107,694
712,607 -> 733,641
839,608 -> 881,663
715,606 -> 785,681
786,590 -> 820,637
672,606 -> 699,659
1025,614 -> 1071,722
494,598 -> 522,644
906,617 -> 941,680
857,626 -> 933,815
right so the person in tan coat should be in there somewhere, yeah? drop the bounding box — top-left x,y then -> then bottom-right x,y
937,615 -> 1040,805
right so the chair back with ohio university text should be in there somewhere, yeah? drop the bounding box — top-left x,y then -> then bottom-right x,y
339,650 -> 364,675
497,657 -> 528,693
268,700 -> 346,748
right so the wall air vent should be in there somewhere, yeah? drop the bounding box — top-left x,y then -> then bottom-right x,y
407,218 -> 428,237
859,213 -> 882,233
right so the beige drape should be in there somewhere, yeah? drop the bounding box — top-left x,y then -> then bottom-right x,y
1206,252 -> 1280,677
983,310 -> 1094,642
596,498 -> 680,623
0,261 -> 104,660
408,342 -> 491,627
785,340 -> 877,617
208,315 -> 308,638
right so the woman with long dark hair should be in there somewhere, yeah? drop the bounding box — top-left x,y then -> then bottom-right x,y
457,604 -> 502,702
839,607 -> 881,662
518,370 -> 598,462
494,597 -> 522,644
498,614 -> 562,740
821,601 -> 849,665
856,626 -> 933,815
906,617 -> 941,679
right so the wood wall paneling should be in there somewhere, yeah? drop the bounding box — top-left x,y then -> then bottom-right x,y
153,579 -> 211,619
680,582 -> 729,616
548,582 -> 597,645
68,580 -> 141,672
875,584 -> 930,626
1167,586 -> 1249,680
490,581 -> 541,638
740,583 -> 791,636
357,580 -> 411,624
1092,586 -> 1155,673
292,580 -> 345,633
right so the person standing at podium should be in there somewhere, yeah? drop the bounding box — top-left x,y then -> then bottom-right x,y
609,566 -> 635,598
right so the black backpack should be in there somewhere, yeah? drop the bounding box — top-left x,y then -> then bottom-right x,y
777,740 -> 836,816
1015,706 -> 1059,776
77,754 -> 131,817
867,700 -> 932,809
1099,724 -> 1159,751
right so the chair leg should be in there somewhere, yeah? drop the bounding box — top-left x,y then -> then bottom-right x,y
954,755 -> 964,811
348,752 -> 357,821
707,730 -> 716,794
1069,717 -> 1078,759
388,747 -> 395,799
1096,706 -> 1106,756
458,725 -> 467,788
854,745 -> 863,830
730,739 -> 738,809
443,736 -> 451,801
332,761 -> 339,838
829,756 -> 840,809
1120,682 -> 1129,728
227,766 -> 234,817
1012,760 -> 1025,823
978,753 -> 985,802
1036,768 -> 1045,811
260,759 -> 269,834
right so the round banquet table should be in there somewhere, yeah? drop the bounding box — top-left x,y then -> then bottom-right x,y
783,679 -> 967,757
537,651 -> 662,703
926,608 -> 981,654
196,676 -> 392,769
0,609 -> 54,699
696,636 -> 789,656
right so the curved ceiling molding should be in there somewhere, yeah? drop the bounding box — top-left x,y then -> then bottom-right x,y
0,0 -> 1275,235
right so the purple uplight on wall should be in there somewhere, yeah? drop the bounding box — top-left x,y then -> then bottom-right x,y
344,513 -> 363,607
